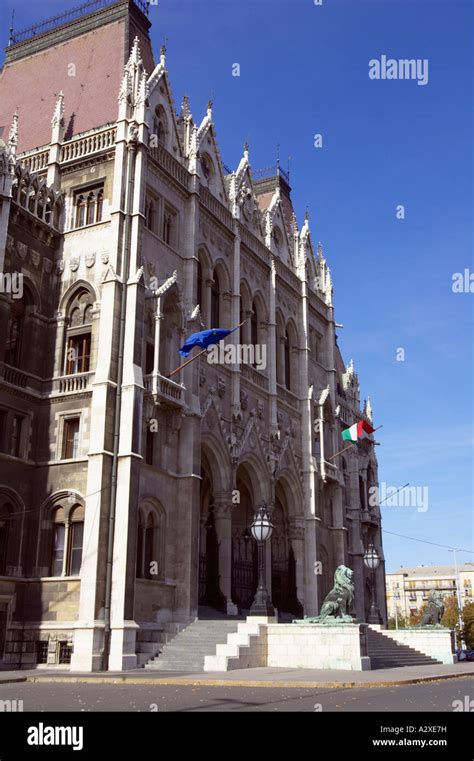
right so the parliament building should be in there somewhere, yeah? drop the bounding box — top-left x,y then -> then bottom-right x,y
0,0 -> 386,671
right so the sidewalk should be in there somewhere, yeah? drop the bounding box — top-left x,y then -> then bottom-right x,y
1,662 -> 473,689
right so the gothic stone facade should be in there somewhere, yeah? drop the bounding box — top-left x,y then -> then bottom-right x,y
0,0 -> 386,671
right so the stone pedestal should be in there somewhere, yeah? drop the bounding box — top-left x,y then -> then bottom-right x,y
267,623 -> 371,670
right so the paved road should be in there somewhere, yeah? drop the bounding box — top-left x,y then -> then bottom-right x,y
0,676 -> 472,712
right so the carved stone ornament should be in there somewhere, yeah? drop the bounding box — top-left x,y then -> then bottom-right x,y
17,241 -> 28,260
30,250 -> 40,268
101,252 -> 109,265
217,376 -> 226,398
56,259 -> 65,275
70,257 -> 80,272
85,252 -> 96,268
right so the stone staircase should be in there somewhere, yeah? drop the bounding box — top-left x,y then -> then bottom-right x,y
367,628 -> 441,669
144,616 -> 242,672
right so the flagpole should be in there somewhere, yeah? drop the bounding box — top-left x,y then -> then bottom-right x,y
327,424 -> 383,462
167,319 -> 248,379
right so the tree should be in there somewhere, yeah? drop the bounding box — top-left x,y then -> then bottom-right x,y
409,604 -> 426,626
387,613 -> 407,630
462,601 -> 474,649
442,594 -> 461,646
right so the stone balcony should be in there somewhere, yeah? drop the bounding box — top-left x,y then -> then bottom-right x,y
0,363 -> 93,399
143,373 -> 186,410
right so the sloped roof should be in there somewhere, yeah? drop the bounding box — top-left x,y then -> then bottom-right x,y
388,564 -> 474,577
0,2 -> 154,153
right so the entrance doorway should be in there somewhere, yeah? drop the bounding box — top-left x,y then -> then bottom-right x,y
271,498 -> 302,616
231,484 -> 258,611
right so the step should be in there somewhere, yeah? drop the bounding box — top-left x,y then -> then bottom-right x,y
143,617 -> 241,671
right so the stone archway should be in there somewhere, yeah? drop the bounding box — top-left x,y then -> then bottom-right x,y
271,478 -> 303,617
198,449 -> 227,611
231,467 -> 258,611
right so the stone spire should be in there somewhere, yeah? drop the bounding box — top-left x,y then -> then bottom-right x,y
364,396 -> 373,423
160,44 -> 167,67
51,91 -> 64,129
181,95 -> 191,119
8,111 -> 19,156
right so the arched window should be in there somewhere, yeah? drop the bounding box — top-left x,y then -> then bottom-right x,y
145,198 -> 155,232
50,503 -> 84,577
284,329 -> 290,389
153,106 -> 169,149
251,303 -> 258,347
162,210 -> 174,246
144,514 -> 154,576
210,270 -> 220,327
75,195 -> 86,228
136,512 -> 145,577
136,504 -> 165,580
51,507 -> 66,577
74,186 -> 104,228
65,289 -> 94,375
0,503 -> 13,575
5,285 -> 33,368
96,189 -> 104,223
359,476 -> 366,512
86,192 -> 95,225
44,196 -> 53,225
36,190 -> 45,220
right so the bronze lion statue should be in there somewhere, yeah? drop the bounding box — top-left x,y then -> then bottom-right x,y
294,565 -> 355,623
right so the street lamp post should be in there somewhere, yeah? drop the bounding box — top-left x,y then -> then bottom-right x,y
249,503 -> 275,617
450,548 -> 466,650
364,542 -> 382,625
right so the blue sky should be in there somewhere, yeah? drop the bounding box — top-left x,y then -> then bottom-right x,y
1,0 -> 473,571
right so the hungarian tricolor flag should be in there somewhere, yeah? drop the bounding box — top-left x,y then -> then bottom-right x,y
341,420 -> 375,442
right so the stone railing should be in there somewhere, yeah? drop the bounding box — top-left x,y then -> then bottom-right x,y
54,372 -> 93,395
60,126 -> 117,163
0,362 -> 43,394
239,224 -> 271,267
321,459 -> 338,482
277,383 -> 299,410
18,148 -> 50,174
149,144 -> 189,189
0,364 -> 93,397
200,186 -> 233,229
144,373 -> 185,407
1,364 -> 28,389
274,257 -> 301,292
241,363 -> 269,390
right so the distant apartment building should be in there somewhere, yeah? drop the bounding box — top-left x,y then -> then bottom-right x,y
386,564 -> 474,620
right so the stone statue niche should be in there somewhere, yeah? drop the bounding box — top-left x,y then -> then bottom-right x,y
420,589 -> 445,627
293,565 -> 356,624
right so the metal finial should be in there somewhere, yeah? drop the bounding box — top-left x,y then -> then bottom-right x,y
8,10 -> 15,46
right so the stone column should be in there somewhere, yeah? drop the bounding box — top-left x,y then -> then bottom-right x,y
289,518 -> 305,611
213,497 -> 238,615
330,487 -> 347,566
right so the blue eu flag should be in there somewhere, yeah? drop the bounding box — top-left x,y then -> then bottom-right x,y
179,328 -> 233,357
